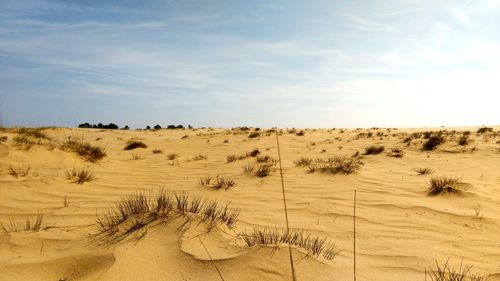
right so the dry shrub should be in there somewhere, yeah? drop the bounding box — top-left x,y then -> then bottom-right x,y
60,139 -> 106,162
241,227 -> 340,261
427,176 -> 464,196
9,165 -> 30,178
248,132 -> 260,138
423,135 -> 446,151
387,147 -> 404,158
66,167 -> 95,184
247,149 -> 260,157
199,175 -> 236,190
152,149 -> 163,154
124,140 -> 147,150
1,214 -> 45,233
364,145 -> 385,155
294,157 -> 313,167
477,127 -> 493,134
458,135 -> 470,146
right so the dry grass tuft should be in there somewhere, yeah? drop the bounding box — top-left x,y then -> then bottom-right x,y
96,191 -> 240,241
416,167 -> 434,175
294,157 -> 313,167
60,139 -> 106,162
1,214 -> 45,233
423,135 -> 446,151
387,147 -> 404,158
199,175 -> 236,190
124,140 -> 147,150
8,165 -> 31,178
307,156 -> 364,174
241,227 -> 340,261
66,167 -> 95,184
426,259 -> 488,281
427,176 -> 463,196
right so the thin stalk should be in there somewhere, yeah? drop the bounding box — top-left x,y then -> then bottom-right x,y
276,131 -> 297,281
199,237 -> 225,281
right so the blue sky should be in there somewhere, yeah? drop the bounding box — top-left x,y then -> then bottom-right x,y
1,0 -> 499,128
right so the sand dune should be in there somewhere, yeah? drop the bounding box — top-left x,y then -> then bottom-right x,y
0,126 -> 499,281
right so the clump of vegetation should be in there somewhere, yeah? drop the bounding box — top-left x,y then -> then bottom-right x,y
427,176 -> 463,196
247,149 -> 260,157
166,153 -> 179,164
307,156 -> 364,175
243,162 -> 275,177
124,140 -> 147,150
0,136 -> 8,143
8,165 -> 31,178
152,149 -> 163,154
426,259 -> 488,281
66,167 -> 95,184
78,122 -> 119,129
191,154 -> 207,161
16,127 -> 50,139
294,157 -> 313,167
477,127 -> 493,134
364,145 -> 385,155
199,175 -> 235,190
60,139 -> 106,162
458,135 -> 470,146
256,155 -> 277,165
1,214 -> 45,233
131,153 -> 143,160
226,154 -> 238,163
248,132 -> 260,138
96,191 -> 240,242
387,147 -> 404,158
423,135 -> 446,151
241,227 -> 340,261
416,167 -> 434,175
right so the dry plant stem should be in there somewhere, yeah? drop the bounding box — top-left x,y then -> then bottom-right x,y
353,190 -> 357,281
275,131 -> 297,281
198,237 -> 225,281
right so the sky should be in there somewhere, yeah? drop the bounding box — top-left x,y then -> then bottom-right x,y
0,0 -> 499,128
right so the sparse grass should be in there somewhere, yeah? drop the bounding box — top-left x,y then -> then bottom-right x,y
13,135 -> 38,150
226,154 -> 247,163
66,167 -> 95,184
1,214 -> 45,233
427,176 -> 463,196
364,145 -> 385,155
60,139 -> 106,162
241,227 -> 340,261
199,175 -> 236,190
96,191 -> 240,240
294,157 -> 313,167
416,167 -> 434,175
9,165 -> 30,178
307,156 -> 364,175
426,259 -> 488,281
152,149 -> 163,154
131,153 -> 143,160
256,155 -> 277,165
255,164 -> 273,177
192,154 -> 207,161
124,140 -> 147,150
243,164 -> 254,174
423,135 -> 446,151
16,127 -> 50,139
167,153 -> 179,165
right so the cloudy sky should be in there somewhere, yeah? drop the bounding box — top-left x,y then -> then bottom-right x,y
1,0 -> 499,128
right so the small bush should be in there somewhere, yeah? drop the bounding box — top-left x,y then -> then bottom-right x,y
124,140 -> 147,150
152,149 -> 163,154
458,135 -> 469,146
0,136 -> 7,143
247,149 -> 260,157
364,145 -> 385,155
416,167 -> 433,175
66,167 -> 95,184
423,135 -> 445,151
256,155 -> 277,164
255,164 -> 273,177
296,130 -> 305,136
60,140 -> 106,162
427,176 -> 463,196
8,165 -> 31,178
248,132 -> 260,138
426,259 -> 487,281
226,154 -> 238,163
477,127 -> 493,134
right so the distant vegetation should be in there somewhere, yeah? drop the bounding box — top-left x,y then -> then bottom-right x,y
78,123 -> 119,129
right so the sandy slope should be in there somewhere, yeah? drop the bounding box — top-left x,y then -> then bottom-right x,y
0,126 -> 499,281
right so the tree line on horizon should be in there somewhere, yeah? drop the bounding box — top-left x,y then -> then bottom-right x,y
77,123 -> 191,130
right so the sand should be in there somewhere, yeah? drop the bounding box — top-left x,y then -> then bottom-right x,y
0,126 -> 499,281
